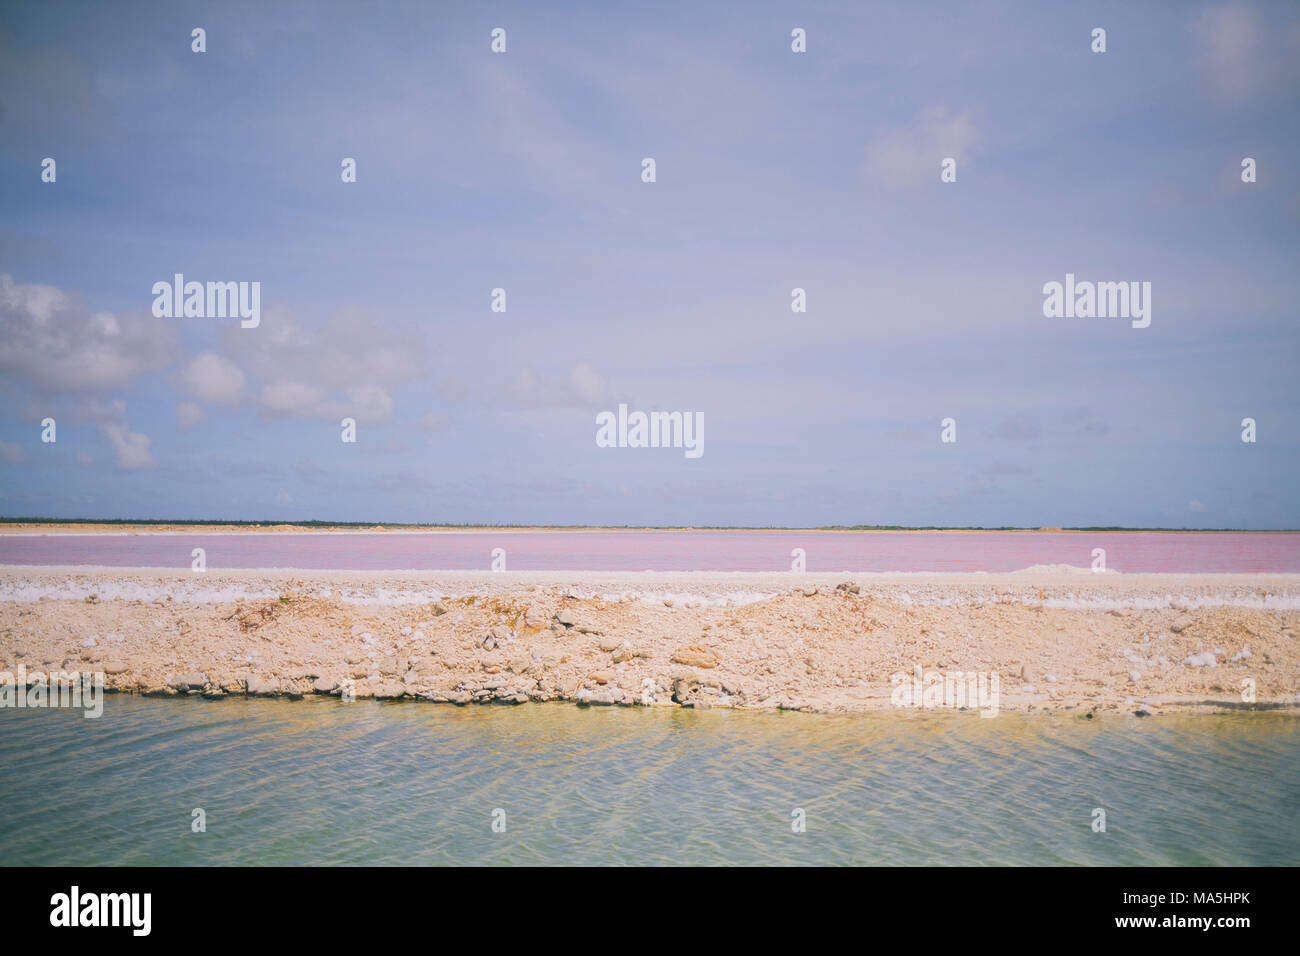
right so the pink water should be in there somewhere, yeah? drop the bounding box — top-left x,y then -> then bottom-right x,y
1,531 -> 1297,573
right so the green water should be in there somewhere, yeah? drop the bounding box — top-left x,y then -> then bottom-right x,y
1,697 -> 1296,865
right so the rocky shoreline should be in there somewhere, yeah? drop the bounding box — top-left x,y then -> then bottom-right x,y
2,568 -> 1298,716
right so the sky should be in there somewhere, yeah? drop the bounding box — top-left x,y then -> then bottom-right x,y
0,0 -> 1297,527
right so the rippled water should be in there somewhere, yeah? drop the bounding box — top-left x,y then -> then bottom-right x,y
1,699 -> 1296,865
3,530 -> 1299,572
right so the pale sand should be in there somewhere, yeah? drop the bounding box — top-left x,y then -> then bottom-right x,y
2,566 -> 1297,715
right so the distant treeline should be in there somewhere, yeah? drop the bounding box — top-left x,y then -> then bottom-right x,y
0,517 -> 1288,532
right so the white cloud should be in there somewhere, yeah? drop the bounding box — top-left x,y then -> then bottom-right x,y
0,440 -> 26,464
440,378 -> 468,403
1187,3 -> 1300,104
504,363 -> 613,408
100,422 -> 156,470
505,366 -> 547,405
175,401 -> 206,428
183,352 -> 244,408
75,451 -> 93,466
419,411 -> 450,431
258,381 -> 324,418
570,362 -> 609,405
257,381 -> 394,425
67,397 -> 127,424
1188,499 -> 1207,513
865,107 -> 977,185
336,385 -> 394,424
274,489 -> 295,507
475,66 -> 619,201
226,308 -> 422,424
0,274 -> 178,394
228,308 -> 424,390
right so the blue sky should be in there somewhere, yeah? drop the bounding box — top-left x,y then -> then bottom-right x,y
1,0 -> 1297,527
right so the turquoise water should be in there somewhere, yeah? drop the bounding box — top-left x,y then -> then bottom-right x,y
1,697 -> 1296,865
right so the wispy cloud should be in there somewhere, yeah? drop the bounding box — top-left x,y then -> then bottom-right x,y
864,107 -> 978,185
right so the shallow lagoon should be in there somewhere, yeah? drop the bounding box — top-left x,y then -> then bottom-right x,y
1,697 -> 1296,865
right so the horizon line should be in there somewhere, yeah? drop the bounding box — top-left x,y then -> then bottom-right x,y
1,517 -> 1296,533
